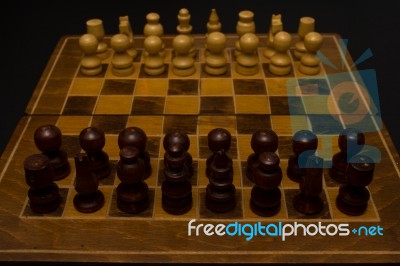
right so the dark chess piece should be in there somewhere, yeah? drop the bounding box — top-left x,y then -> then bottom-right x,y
162,133 -> 193,215
34,124 -> 71,181
336,154 -> 375,216
118,127 -> 152,179
250,152 -> 282,217
329,128 -> 365,183
246,129 -> 278,182
73,154 -> 105,213
79,127 -> 111,180
287,130 -> 318,182
206,128 -> 236,213
293,155 -> 324,215
163,130 -> 193,178
24,154 -> 62,213
116,146 -> 150,214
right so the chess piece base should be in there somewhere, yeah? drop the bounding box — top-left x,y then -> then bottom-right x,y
73,190 -> 105,213
293,193 -> 323,215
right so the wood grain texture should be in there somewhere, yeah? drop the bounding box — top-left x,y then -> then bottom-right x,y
0,34 -> 399,264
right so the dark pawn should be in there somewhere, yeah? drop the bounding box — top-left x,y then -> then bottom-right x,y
246,129 -> 278,182
24,154 -> 61,213
116,146 -> 149,214
73,154 -> 105,213
34,124 -> 71,181
206,128 -> 236,213
79,127 -> 111,180
287,130 -> 318,182
206,127 -> 232,178
162,140 -> 192,215
293,155 -> 324,215
118,127 -> 152,179
329,128 -> 365,183
250,152 -> 282,217
336,155 -> 374,216
163,130 -> 193,178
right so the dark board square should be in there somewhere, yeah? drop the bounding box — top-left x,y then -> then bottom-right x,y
139,64 -> 169,78
91,115 -> 128,134
323,168 -> 342,187
298,79 -> 330,95
101,79 -> 135,95
108,188 -> 155,218
157,160 -> 198,186
76,64 -> 108,78
200,97 -> 234,114
168,80 -> 199,95
284,189 -> 331,219
62,135 -> 82,156
241,161 -> 254,187
233,79 -> 267,95
236,115 -> 271,134
200,63 -> 231,78
22,188 -> 69,217
199,189 -> 243,219
63,96 -> 97,115
163,115 -> 198,134
131,96 -> 165,115
147,136 -> 161,158
269,96 -> 305,115
263,63 -> 294,78
308,115 -> 343,134
133,49 -> 143,62
277,136 -> 293,159
199,136 -> 237,159
98,160 -> 117,186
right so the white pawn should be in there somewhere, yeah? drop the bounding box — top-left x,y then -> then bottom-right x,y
144,12 -> 165,57
144,35 -> 165,76
236,33 -> 259,76
269,31 -> 292,76
110,34 -> 134,76
79,34 -> 102,76
299,32 -> 323,75
205,32 -> 227,76
172,34 -> 195,76
119,16 -> 138,59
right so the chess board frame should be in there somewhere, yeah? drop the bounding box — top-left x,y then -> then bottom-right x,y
0,34 -> 399,263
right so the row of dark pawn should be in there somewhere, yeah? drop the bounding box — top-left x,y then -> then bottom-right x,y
24,124 -> 374,217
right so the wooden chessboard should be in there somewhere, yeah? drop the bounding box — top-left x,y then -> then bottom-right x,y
0,34 -> 399,263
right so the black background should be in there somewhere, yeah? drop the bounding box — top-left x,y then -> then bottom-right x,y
1,0 -> 399,156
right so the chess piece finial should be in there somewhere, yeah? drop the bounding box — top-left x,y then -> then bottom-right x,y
207,8 -> 221,35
